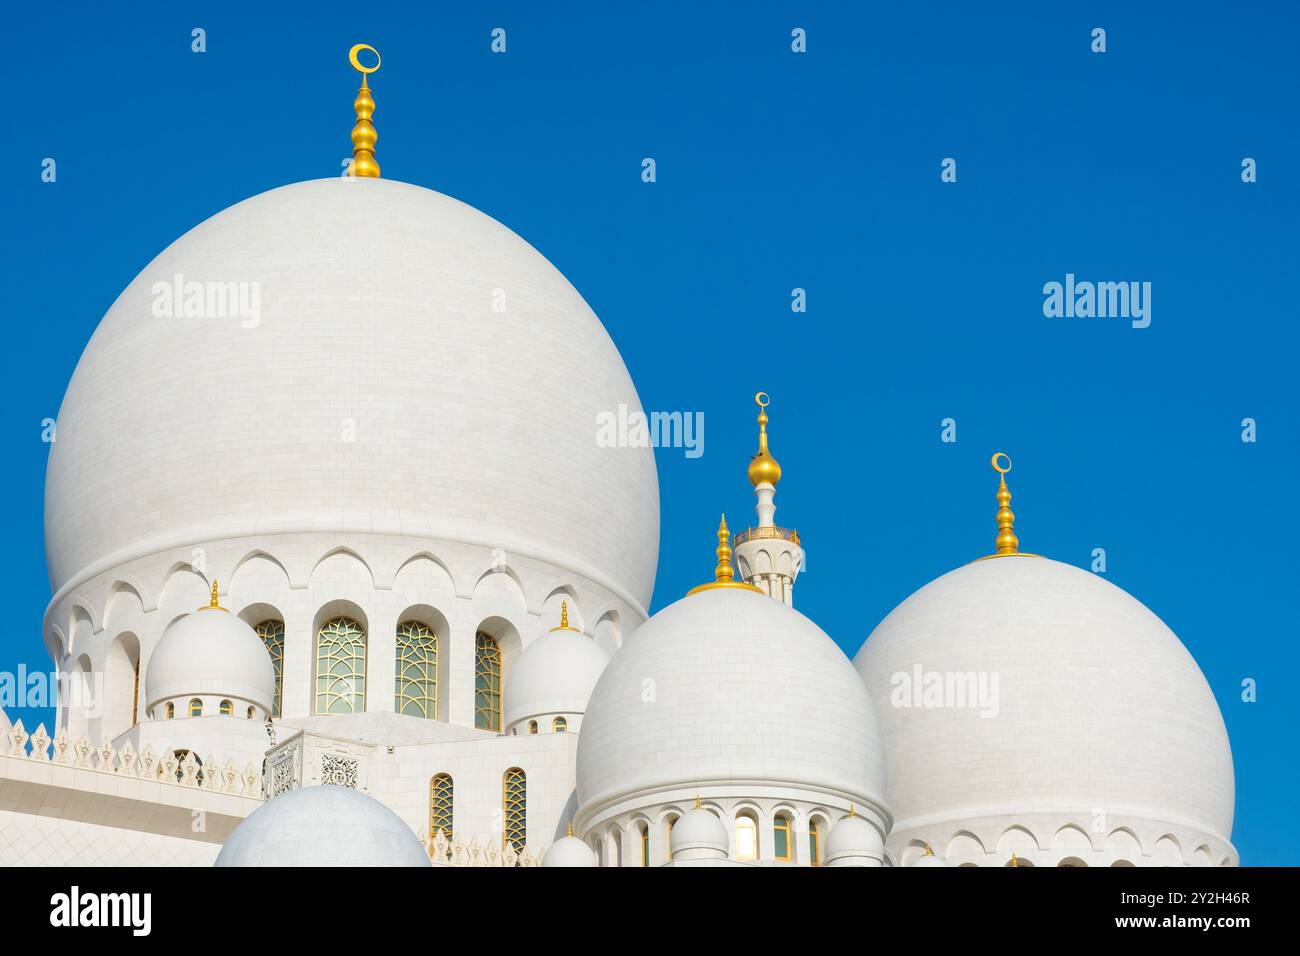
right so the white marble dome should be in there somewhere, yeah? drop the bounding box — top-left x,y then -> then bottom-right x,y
45,177 -> 659,611
144,604 -> 276,716
576,586 -> 888,818
504,623 -> 610,730
215,784 -> 430,867
670,806 -> 730,859
541,833 -> 598,867
824,811 -> 884,866
854,556 -> 1234,846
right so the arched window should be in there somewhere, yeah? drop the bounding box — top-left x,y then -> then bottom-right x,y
219,699 -> 233,716
316,617 -> 367,715
429,773 -> 454,841
735,813 -> 759,861
474,632 -> 502,731
395,620 -> 439,719
255,620 -> 285,717
639,822 -> 650,867
165,702 -> 174,719
809,818 -> 822,867
132,663 -> 140,724
246,706 -> 254,719
502,767 -> 526,851
552,716 -> 567,733
527,720 -> 538,735
774,813 -> 792,862
189,698 -> 203,717
665,814 -> 679,863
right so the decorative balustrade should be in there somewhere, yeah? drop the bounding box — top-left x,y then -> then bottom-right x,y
0,719 -> 263,800
423,827 -> 540,867
732,525 -> 800,547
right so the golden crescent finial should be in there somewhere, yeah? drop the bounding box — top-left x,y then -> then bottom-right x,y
755,391 -> 770,408
347,44 -> 381,178
747,391 -> 782,487
991,452 -> 1012,475
349,43 -> 381,74
991,452 -> 1019,555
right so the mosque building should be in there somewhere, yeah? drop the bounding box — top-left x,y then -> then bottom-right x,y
0,48 -> 1236,868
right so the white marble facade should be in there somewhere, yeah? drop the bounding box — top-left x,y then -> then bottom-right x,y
0,176 -> 1239,868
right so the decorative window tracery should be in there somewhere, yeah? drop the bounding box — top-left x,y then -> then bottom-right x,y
219,699 -> 233,716
255,620 -> 285,717
395,620 -> 438,719
316,617 -> 367,715
502,767 -> 526,851
189,698 -> 203,717
429,773 -> 453,841
474,632 -> 502,731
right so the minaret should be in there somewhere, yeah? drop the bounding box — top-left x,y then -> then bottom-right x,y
732,392 -> 803,606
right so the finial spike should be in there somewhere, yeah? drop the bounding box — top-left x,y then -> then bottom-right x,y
847,804 -> 856,818
210,580 -> 220,609
560,600 -> 569,630
990,453 -> 1019,555
747,391 -> 782,487
695,794 -> 702,810
566,820 -> 574,837
714,514 -> 734,584
347,44 -> 382,178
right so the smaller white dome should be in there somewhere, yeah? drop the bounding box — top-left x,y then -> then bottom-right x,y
216,785 -> 430,867
825,812 -> 884,867
145,603 -> 276,715
670,807 -> 729,861
504,623 -> 609,730
542,834 -> 598,868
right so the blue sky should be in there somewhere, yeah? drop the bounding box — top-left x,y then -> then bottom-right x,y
4,1 -> 1296,863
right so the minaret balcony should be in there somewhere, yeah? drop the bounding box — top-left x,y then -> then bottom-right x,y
733,526 -> 800,548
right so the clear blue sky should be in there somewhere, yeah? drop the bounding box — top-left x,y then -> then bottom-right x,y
3,1 -> 1295,864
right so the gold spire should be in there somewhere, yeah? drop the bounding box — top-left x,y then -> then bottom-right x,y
991,453 -> 1018,555
347,44 -> 381,178
199,580 -> 227,612
548,599 -> 581,633
847,804 -> 856,818
686,515 -> 763,596
747,392 -> 782,487
1010,852 -> 1020,867
566,821 -> 574,837
922,842 -> 935,857
694,794 -> 703,810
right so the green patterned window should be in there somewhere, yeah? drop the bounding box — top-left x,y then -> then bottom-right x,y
395,621 -> 438,719
809,818 -> 822,866
189,698 -> 203,717
316,617 -> 367,714
429,773 -> 453,841
502,767 -> 526,851
255,620 -> 285,717
474,632 -> 502,731
774,814 -> 792,861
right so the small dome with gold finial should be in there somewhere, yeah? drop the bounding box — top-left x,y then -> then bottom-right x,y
747,392 -> 782,487
854,452 -> 1236,867
143,581 -> 277,721
541,821 -> 598,868
502,600 -> 611,735
575,515 -> 889,846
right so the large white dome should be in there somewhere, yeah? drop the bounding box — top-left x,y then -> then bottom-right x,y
215,784 -> 430,867
576,587 -> 888,817
853,556 -> 1234,845
45,178 -> 659,610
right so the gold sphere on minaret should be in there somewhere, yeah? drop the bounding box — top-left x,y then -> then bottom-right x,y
348,44 -> 382,178
747,391 -> 782,487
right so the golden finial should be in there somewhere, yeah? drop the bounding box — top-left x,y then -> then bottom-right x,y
695,794 -> 703,810
922,842 -> 935,857
348,44 -> 381,178
687,514 -> 763,596
747,392 -> 782,487
566,821 -> 574,837
199,580 -> 226,612
1010,852 -> 1020,867
549,599 -> 581,633
991,452 -> 1018,555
